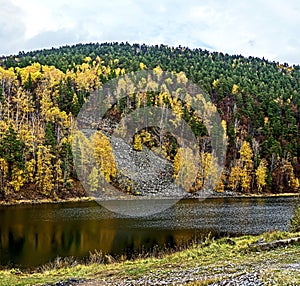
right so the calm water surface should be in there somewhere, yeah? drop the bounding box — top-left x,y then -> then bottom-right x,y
0,196 -> 298,268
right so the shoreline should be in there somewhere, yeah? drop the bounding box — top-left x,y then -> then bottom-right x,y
208,191 -> 300,199
0,230 -> 299,285
0,196 -> 94,206
0,192 -> 298,207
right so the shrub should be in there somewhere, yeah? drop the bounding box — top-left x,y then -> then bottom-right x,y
290,205 -> 300,232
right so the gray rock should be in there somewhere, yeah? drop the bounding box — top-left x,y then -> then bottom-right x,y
109,136 -> 185,198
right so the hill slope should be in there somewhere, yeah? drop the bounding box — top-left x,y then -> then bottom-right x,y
0,42 -> 299,200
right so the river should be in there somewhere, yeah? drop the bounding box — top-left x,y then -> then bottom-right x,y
0,196 -> 298,268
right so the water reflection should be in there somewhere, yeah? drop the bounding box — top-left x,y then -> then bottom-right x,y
0,197 -> 298,268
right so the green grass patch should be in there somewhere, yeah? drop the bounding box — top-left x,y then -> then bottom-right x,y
0,231 -> 299,285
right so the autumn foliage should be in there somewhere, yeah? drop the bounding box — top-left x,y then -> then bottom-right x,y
0,42 -> 298,200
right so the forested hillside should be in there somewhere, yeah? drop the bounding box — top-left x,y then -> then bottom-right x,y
0,42 -> 299,200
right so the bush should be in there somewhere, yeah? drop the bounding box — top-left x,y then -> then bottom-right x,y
290,205 -> 300,232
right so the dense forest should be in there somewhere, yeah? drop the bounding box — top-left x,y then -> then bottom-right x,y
0,42 -> 299,200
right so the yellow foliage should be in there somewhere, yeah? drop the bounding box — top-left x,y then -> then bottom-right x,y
215,172 -> 226,193
16,63 -> 42,84
10,168 -> 26,192
40,90 -> 69,127
133,133 -> 143,151
229,141 -> 254,193
173,148 -> 182,178
36,145 -> 54,194
40,90 -> 54,119
140,130 -> 154,147
139,62 -> 146,70
174,147 -> 198,191
256,159 -> 267,192
84,56 -> 92,63
197,152 -> 222,192
0,158 -> 8,176
25,159 -> 35,183
42,65 -> 64,86
67,60 -> 103,91
212,79 -> 219,88
239,141 -> 253,165
232,84 -> 239,95
54,159 -> 63,187
88,167 -> 99,192
240,167 -> 252,192
184,93 -> 192,112
90,131 -> 117,182
72,131 -> 94,179
0,67 -> 17,83
0,120 -> 7,132
221,120 -> 228,143
229,165 -> 242,192
151,146 -> 168,159
115,67 -> 121,77
176,71 -> 188,85
153,66 -> 163,76
0,158 -> 8,193
0,60 -> 125,194
221,120 -> 227,134
13,89 -> 35,116
283,161 -> 300,191
170,97 -> 184,120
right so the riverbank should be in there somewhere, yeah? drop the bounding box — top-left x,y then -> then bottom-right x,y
0,196 -> 93,206
0,191 -> 299,207
0,231 -> 299,286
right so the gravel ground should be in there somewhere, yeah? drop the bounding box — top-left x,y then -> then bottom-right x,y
110,271 -> 270,285
48,274 -> 267,286
101,271 -> 268,286
46,262 -> 300,286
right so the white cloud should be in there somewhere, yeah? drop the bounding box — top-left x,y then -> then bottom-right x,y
1,0 -> 300,64
0,0 -> 26,54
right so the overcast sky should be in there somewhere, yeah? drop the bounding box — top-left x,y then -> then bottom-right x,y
1,0 -> 300,64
